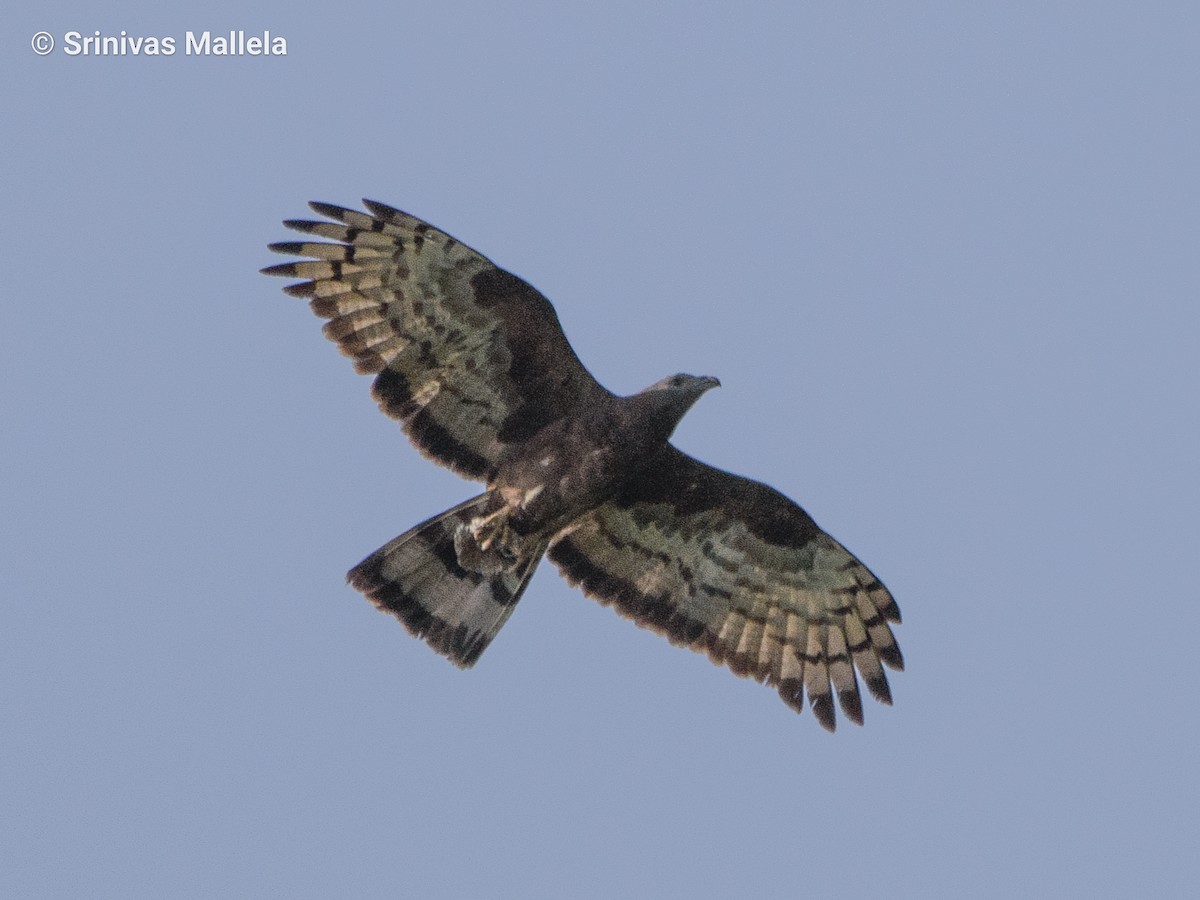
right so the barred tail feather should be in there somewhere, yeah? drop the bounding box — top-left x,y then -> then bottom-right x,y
347,494 -> 545,667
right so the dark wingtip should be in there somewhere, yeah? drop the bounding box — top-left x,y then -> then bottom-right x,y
879,644 -> 905,671
864,670 -> 893,705
811,693 -> 837,732
282,219 -> 321,233
260,262 -> 299,277
309,200 -> 350,219
777,679 -> 805,715
283,281 -> 316,298
267,241 -> 306,255
362,198 -> 404,220
882,597 -> 902,623
838,688 -> 865,727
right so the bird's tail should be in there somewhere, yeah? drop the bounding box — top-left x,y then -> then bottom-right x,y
347,494 -> 546,667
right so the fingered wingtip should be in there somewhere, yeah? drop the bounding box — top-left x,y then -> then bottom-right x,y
308,200 -> 348,219
362,198 -> 404,220
838,689 -> 865,727
282,219 -> 319,233
811,694 -> 837,732
864,670 -> 894,706
266,241 -> 305,256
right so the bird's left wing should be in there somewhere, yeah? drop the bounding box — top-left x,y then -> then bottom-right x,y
548,446 -> 902,731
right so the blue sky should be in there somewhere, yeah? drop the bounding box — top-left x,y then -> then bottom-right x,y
4,2 -> 1197,897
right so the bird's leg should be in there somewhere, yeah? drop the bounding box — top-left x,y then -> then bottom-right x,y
454,504 -> 522,573
469,507 -> 510,550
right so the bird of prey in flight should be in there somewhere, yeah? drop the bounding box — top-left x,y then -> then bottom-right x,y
264,200 -> 902,731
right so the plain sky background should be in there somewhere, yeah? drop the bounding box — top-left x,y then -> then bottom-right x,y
4,2 -> 1197,897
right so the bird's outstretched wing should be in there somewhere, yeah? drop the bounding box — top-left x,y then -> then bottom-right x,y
549,446 -> 903,731
263,200 -> 609,480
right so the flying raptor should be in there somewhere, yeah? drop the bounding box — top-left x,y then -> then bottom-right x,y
263,200 -> 902,731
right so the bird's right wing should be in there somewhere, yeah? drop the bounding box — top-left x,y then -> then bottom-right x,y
264,200 -> 610,481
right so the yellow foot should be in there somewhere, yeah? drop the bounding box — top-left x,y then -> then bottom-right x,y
469,507 -> 509,550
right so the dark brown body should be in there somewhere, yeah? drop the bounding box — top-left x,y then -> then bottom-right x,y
491,376 -> 719,542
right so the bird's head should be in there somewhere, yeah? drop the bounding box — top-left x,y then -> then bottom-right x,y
634,373 -> 721,437
644,373 -> 722,397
